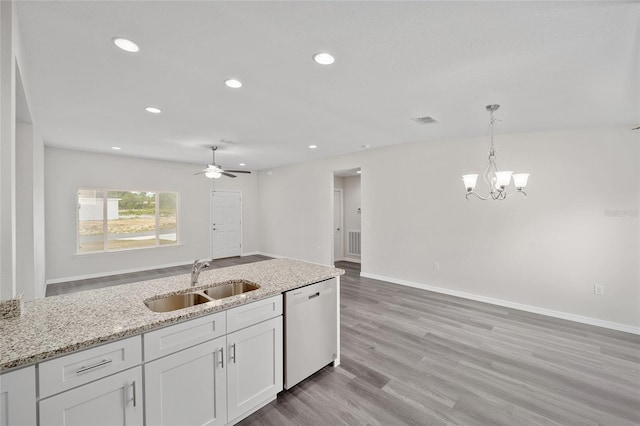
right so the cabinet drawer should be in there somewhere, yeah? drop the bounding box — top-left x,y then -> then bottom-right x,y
227,295 -> 282,334
39,336 -> 142,398
39,366 -> 143,426
144,311 -> 226,362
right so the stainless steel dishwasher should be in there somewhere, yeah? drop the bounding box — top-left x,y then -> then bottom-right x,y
284,277 -> 337,389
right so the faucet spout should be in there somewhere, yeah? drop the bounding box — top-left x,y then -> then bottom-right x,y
191,259 -> 211,286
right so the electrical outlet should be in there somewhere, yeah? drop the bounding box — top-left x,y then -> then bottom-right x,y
594,284 -> 605,296
433,262 -> 440,271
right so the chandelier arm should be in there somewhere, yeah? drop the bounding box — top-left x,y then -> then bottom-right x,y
482,156 -> 495,192
466,191 -> 488,201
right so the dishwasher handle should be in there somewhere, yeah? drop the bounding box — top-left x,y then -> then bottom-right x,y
308,292 -> 320,300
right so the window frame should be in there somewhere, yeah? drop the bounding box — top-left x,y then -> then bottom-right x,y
76,188 -> 180,255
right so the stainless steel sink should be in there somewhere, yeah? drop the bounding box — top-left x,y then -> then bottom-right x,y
145,280 -> 260,313
145,292 -> 212,313
204,281 -> 260,299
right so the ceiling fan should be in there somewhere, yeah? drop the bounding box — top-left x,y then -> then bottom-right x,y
195,146 -> 251,179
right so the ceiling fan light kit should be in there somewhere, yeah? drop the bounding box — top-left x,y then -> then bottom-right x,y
462,104 -> 530,201
195,146 -> 252,179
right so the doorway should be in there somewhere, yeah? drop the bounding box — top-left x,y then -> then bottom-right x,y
333,168 -> 362,265
210,190 -> 242,259
333,189 -> 343,262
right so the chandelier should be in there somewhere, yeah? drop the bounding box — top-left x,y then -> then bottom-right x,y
462,104 -> 529,200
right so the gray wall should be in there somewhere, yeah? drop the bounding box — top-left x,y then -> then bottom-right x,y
45,147 -> 259,281
1,1 -> 45,300
258,127 -> 639,330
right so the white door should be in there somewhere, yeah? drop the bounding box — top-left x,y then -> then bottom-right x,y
39,367 -> 143,426
145,337 -> 227,426
333,189 -> 343,263
226,317 -> 283,423
211,191 -> 242,259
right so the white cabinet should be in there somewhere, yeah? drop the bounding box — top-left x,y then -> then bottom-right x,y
39,336 -> 142,398
0,366 -> 36,426
144,311 -> 226,362
39,366 -> 143,426
227,316 -> 282,424
143,296 -> 283,426
4,294 -> 284,426
145,336 -> 227,426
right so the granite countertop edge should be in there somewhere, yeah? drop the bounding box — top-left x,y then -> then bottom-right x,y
0,258 -> 344,373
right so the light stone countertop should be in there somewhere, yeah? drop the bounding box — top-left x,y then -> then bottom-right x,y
0,258 -> 344,372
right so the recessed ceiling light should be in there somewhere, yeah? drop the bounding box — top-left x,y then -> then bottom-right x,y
239,163 -> 246,166
313,52 -> 335,65
111,146 -> 122,150
145,106 -> 162,114
224,79 -> 243,89
112,37 -> 139,53
356,170 -> 362,174
308,145 -> 318,149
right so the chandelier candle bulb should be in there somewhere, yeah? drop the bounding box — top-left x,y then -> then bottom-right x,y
512,173 -> 530,189
494,171 -> 513,189
462,174 -> 479,191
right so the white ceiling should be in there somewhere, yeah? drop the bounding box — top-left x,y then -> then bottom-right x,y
16,1 -> 640,170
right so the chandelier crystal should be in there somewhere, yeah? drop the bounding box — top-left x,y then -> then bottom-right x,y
462,104 -> 529,200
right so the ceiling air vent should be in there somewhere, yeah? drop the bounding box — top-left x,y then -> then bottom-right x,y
413,116 -> 438,125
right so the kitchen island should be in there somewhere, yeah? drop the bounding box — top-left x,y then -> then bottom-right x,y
0,258 -> 343,426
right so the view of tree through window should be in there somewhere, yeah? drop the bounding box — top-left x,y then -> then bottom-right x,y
78,189 -> 178,253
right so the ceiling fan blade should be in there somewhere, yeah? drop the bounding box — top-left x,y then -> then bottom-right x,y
221,172 -> 237,178
193,171 -> 207,175
223,170 -> 251,174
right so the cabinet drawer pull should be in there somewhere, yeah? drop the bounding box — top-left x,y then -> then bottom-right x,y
308,292 -> 320,299
75,359 -> 112,375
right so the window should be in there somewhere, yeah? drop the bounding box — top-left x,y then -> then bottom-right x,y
77,189 -> 178,253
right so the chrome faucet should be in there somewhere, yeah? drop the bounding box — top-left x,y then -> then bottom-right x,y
191,259 -> 211,286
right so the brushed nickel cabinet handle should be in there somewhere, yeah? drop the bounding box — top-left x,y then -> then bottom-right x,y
230,343 -> 236,364
132,380 -> 137,407
75,359 -> 112,375
219,347 -> 224,369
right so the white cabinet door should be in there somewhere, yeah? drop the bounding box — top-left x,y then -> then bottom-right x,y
39,367 -> 142,426
145,336 -> 227,426
227,316 -> 282,423
0,366 -> 36,426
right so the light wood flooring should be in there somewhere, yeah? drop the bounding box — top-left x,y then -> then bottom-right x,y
239,261 -> 640,426
46,257 -> 640,425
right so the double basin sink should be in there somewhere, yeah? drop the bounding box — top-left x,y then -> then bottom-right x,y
145,280 -> 260,313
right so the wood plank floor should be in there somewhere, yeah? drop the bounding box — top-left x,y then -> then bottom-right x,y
239,261 -> 640,426
46,257 -> 640,425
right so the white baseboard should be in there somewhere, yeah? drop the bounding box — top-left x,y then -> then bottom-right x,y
360,272 -> 640,335
46,260 -> 194,285
241,251 -> 260,256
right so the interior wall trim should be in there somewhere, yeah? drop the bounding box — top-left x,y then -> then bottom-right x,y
360,272 -> 640,335
45,260 -> 193,285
